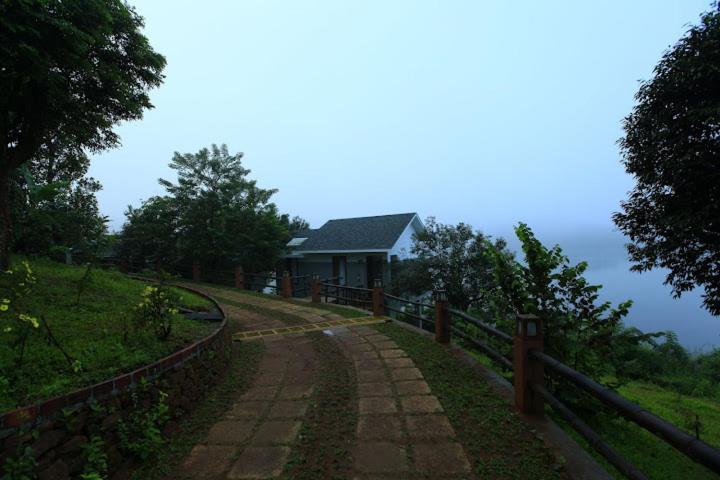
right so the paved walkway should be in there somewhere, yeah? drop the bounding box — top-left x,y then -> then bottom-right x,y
176,286 -> 472,479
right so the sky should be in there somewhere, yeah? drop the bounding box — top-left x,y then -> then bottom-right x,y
88,0 -> 718,348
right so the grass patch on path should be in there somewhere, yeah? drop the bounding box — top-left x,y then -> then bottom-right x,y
0,258 -> 217,411
374,322 -> 567,480
283,332 -> 358,479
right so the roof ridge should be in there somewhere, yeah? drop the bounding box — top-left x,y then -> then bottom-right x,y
326,212 -> 417,222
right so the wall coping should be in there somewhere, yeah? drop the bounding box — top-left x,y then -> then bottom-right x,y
0,281 -> 227,432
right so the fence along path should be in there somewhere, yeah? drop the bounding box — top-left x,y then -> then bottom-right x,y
168,262 -> 720,478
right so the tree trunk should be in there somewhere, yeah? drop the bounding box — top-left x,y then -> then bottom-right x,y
0,169 -> 12,270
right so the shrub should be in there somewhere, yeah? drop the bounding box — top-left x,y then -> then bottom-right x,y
133,286 -> 179,340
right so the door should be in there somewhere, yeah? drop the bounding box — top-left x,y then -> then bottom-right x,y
366,255 -> 383,288
332,256 -> 347,285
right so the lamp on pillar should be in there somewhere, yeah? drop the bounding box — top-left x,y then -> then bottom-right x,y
372,278 -> 384,317
434,289 -> 451,344
311,274 -> 321,303
281,270 -> 292,298
513,313 -> 544,414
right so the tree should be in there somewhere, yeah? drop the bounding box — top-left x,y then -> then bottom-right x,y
283,216 -> 310,237
119,196 -> 179,269
487,223 -> 658,388
613,4 -> 720,315
120,144 -> 290,273
11,134 -> 107,255
0,0 -> 165,269
411,217 -> 509,312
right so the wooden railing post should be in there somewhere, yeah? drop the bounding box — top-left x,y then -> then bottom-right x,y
192,260 -> 201,282
513,313 -> 544,414
311,274 -> 321,303
434,290 -> 451,344
372,279 -> 384,317
234,266 -> 245,290
281,270 -> 292,298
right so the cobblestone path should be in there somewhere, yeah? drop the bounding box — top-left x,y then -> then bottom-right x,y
175,286 -> 472,479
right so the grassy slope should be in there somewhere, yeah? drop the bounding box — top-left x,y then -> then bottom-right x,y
574,381 -> 720,480
461,347 -> 720,479
0,258 -> 217,411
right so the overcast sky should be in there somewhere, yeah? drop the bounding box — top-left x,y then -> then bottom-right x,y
88,0 -> 718,347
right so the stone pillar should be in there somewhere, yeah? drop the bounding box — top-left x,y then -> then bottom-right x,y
281,270 -> 292,299
234,266 -> 245,290
372,279 -> 384,317
513,313 -> 544,414
434,290 -> 451,344
192,261 -> 201,282
311,274 -> 321,303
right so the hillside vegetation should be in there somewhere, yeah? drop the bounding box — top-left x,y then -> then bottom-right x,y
0,259 -> 216,412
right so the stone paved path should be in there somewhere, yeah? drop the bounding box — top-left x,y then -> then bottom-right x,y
176,286 -> 472,479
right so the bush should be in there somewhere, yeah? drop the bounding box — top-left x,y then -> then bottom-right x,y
133,286 -> 179,340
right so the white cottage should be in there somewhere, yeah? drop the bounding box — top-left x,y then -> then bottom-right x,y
283,213 -> 425,288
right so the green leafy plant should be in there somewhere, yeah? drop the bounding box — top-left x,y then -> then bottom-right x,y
486,223 -> 662,398
118,390 -> 170,461
80,436 -> 108,480
133,286 -> 179,340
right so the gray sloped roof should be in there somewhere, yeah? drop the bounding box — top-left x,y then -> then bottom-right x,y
291,213 -> 418,251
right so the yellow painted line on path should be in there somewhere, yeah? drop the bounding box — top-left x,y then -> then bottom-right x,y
232,316 -> 387,341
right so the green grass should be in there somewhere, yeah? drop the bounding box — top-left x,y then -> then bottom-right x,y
286,299 -> 369,318
374,322 -> 566,479
132,340 -> 264,480
463,347 -> 720,479
0,258 -> 218,412
553,381 -> 720,480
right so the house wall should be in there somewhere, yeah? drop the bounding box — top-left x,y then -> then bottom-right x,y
389,220 -> 420,260
292,253 -> 389,288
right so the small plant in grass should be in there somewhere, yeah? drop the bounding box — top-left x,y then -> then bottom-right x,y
133,286 -> 179,340
118,388 -> 170,461
80,436 -> 108,480
2,430 -> 39,480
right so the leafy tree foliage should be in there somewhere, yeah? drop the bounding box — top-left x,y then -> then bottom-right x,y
613,4 -> 720,315
408,217 -> 510,312
119,144 -> 291,273
11,135 -> 107,256
283,215 -> 310,236
487,223 -> 660,389
0,0 -> 165,269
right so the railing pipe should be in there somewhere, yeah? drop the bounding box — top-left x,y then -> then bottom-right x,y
530,349 -> 720,473
449,309 -> 513,344
531,383 -> 649,480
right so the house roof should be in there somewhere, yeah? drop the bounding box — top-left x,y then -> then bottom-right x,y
289,213 -> 420,252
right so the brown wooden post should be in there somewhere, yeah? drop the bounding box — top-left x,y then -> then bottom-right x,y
281,270 -> 292,298
434,290 -> 451,344
311,274 -> 321,303
372,279 -> 385,317
192,261 -> 201,282
234,265 -> 245,290
513,313 -> 544,414
119,259 -> 129,274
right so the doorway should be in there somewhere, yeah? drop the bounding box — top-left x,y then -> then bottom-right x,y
366,255 -> 383,288
332,256 -> 347,285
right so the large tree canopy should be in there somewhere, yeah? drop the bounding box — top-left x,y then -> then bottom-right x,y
409,217 -> 509,312
0,0 -> 165,268
120,144 -> 291,273
613,4 -> 720,315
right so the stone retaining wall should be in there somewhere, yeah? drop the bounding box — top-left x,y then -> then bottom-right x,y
0,286 -> 230,480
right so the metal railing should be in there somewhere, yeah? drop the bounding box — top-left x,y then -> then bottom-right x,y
376,289 -> 720,478
529,349 -> 720,476
319,282 -> 373,310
